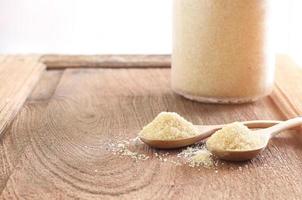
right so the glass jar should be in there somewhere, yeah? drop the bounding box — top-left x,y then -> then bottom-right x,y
172,0 -> 275,103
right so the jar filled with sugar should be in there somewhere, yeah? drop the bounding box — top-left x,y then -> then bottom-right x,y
172,0 -> 275,103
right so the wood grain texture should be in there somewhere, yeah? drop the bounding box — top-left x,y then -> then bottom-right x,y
41,54 -> 171,69
0,56 -> 45,136
0,70 -> 62,194
0,55 -> 301,199
271,55 -> 302,118
1,65 -> 301,199
27,70 -> 63,102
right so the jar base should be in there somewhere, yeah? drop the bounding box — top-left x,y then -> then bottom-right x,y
173,89 -> 269,104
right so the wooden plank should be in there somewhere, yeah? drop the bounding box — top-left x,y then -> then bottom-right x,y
271,55 -> 302,118
41,54 -> 171,69
0,56 -> 45,136
0,70 -> 62,194
27,70 -> 63,102
2,67 -> 302,199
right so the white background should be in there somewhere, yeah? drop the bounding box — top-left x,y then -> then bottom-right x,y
0,0 -> 301,64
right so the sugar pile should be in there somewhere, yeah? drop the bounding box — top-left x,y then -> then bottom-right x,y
139,112 -> 199,140
206,122 -> 263,151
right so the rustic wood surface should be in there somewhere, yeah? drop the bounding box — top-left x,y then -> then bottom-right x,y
0,56 -> 45,136
41,55 -> 171,69
0,55 -> 301,199
0,70 -> 62,194
272,55 -> 302,119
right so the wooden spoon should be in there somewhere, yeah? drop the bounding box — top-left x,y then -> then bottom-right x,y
139,120 -> 281,149
208,117 -> 302,161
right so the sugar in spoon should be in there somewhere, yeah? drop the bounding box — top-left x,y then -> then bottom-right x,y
207,117 -> 302,161
139,120 -> 281,149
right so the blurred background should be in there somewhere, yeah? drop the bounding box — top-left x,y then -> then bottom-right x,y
0,0 -> 301,65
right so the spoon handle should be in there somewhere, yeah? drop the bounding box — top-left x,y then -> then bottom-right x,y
242,120 -> 282,128
262,117 -> 302,137
198,120 -> 281,130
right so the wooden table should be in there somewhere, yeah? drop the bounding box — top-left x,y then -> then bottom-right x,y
0,55 -> 301,199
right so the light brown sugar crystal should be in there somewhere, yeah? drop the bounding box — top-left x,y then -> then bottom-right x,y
206,122 -> 263,151
139,112 -> 198,140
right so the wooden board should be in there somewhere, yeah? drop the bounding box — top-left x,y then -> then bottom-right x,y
0,70 -> 62,193
0,55 -> 301,199
42,54 -> 171,69
272,55 -> 302,118
0,56 -> 45,136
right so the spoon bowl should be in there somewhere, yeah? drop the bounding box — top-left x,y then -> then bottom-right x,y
208,135 -> 270,161
209,148 -> 266,161
140,134 -> 206,149
139,120 -> 281,149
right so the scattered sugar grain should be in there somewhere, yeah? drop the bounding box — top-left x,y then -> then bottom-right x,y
106,139 -> 149,162
169,160 -> 182,166
188,149 -> 214,168
105,137 -> 230,170
178,144 -> 217,169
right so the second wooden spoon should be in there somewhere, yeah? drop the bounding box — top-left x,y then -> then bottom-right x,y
208,117 -> 302,161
